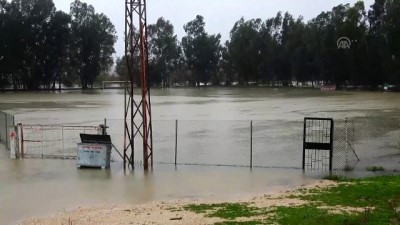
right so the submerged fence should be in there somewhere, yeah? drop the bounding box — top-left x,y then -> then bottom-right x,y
106,117 -> 399,170
19,124 -> 102,158
0,111 -> 15,150
9,116 -> 400,171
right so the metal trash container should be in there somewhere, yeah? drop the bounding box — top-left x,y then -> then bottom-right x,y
77,134 -> 112,169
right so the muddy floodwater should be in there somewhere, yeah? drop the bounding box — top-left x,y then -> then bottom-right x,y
0,88 -> 400,224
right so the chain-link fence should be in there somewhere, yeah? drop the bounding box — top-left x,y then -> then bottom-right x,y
105,118 -> 400,170
13,116 -> 400,171
0,111 -> 15,150
343,117 -> 400,170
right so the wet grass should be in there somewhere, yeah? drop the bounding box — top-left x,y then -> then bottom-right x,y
323,173 -> 346,181
214,221 -> 263,225
183,203 -> 262,219
183,175 -> 400,225
273,206 -> 363,225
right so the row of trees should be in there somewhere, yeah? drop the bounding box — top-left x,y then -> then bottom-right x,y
1,0 -> 399,89
0,0 -> 116,90
117,0 -> 400,88
115,15 -> 222,88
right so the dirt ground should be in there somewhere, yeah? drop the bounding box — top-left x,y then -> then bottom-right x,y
20,180 -> 338,225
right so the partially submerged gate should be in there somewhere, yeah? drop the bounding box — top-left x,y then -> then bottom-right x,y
303,118 -> 334,171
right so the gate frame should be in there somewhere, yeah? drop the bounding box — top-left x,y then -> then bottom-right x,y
302,117 -> 334,171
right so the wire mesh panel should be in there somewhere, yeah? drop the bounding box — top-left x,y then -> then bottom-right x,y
152,120 -> 177,164
102,119 -> 125,162
0,112 -> 7,148
0,111 -> 15,150
22,125 -> 99,158
253,120 -> 303,168
343,116 -> 400,170
331,119 -> 360,170
0,112 -> 7,147
177,120 -> 250,167
303,118 -> 334,171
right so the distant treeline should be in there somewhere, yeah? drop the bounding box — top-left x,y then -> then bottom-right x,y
1,0 -> 400,90
0,0 -> 116,90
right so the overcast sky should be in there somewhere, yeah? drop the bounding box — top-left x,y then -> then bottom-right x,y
53,0 -> 375,58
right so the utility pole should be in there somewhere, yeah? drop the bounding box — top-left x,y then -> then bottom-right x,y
124,0 -> 153,170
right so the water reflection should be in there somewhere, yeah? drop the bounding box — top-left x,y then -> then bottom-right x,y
77,168 -> 112,180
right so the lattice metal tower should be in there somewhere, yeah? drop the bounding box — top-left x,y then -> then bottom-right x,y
124,0 -> 153,170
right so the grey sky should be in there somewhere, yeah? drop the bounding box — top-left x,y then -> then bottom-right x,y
53,0 -> 375,58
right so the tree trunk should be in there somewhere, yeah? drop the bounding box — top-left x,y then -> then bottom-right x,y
12,75 -> 17,91
59,75 -> 61,91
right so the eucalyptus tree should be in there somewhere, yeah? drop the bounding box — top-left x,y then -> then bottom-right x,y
1,0 -> 73,90
0,0 -> 14,88
219,42 -> 236,86
227,18 -> 263,85
70,0 -> 116,89
384,0 -> 400,85
43,10 -> 72,90
182,15 -> 221,86
148,17 -> 181,87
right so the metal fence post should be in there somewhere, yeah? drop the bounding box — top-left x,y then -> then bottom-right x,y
41,125 -> 44,158
329,120 -> 334,172
18,123 -> 24,158
62,126 -> 65,156
175,120 -> 178,166
10,126 -> 16,158
104,118 -> 107,135
250,121 -> 253,169
5,113 -> 8,149
345,118 -> 348,166
302,118 -> 306,171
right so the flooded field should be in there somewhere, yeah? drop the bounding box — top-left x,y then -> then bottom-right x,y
1,88 -> 400,123
1,88 -> 400,224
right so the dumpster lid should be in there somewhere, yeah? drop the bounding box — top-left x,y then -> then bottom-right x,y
80,134 -> 112,144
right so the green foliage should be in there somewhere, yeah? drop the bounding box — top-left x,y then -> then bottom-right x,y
69,0 -> 116,89
302,176 -> 400,206
182,15 -> 221,86
323,173 -> 346,181
209,204 -> 261,220
1,0 -> 400,89
184,176 -> 400,225
94,72 -> 112,86
148,17 -> 181,87
367,166 -> 385,172
214,221 -> 263,225
221,1 -> 400,87
274,206 -> 362,225
344,164 -> 355,171
294,176 -> 400,224
0,0 -> 116,90
115,57 -> 128,81
0,0 -> 69,90
228,18 -> 263,85
184,203 -> 261,219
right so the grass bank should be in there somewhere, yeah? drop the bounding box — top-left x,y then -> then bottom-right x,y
22,175 -> 400,225
183,175 -> 400,225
